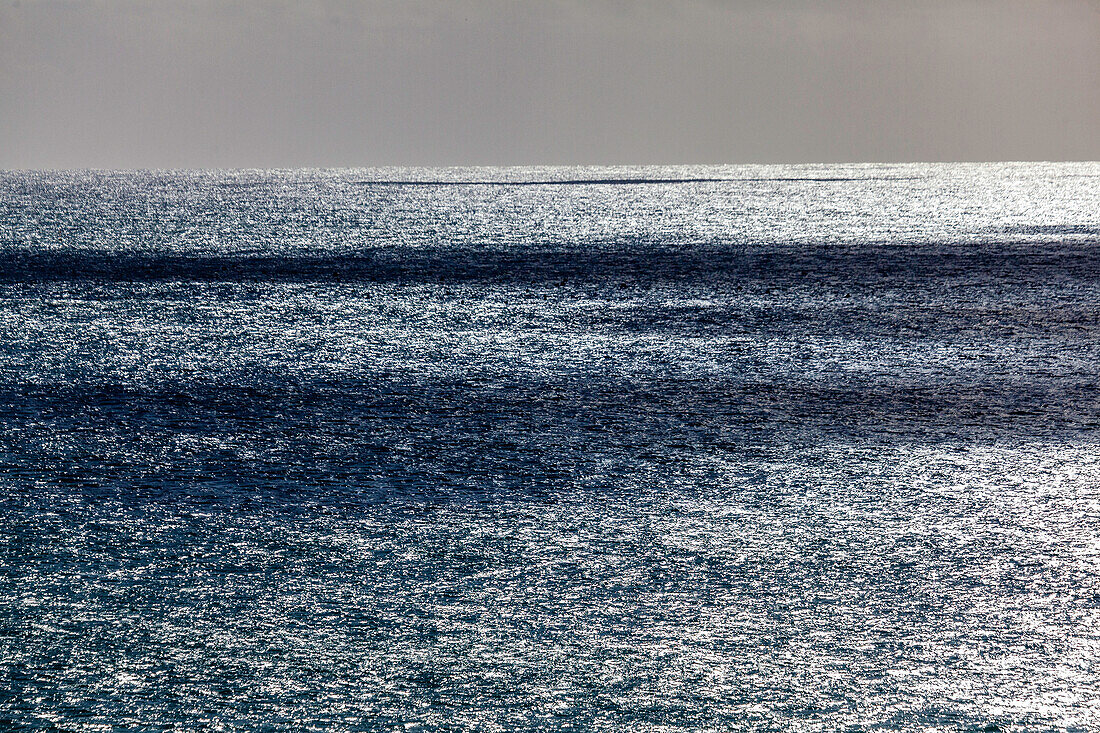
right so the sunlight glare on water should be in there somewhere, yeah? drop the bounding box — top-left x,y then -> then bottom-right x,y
1,163 -> 1100,730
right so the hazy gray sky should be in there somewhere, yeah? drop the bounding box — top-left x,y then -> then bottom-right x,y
1,0 -> 1098,168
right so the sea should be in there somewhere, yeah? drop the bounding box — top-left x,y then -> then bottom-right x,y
2,163 -> 1099,731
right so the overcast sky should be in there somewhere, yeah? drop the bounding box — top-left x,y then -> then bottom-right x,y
1,0 -> 1097,168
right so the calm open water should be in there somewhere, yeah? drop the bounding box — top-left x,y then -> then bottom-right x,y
2,163 -> 1100,731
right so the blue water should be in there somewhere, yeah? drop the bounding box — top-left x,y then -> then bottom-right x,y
2,163 -> 1100,730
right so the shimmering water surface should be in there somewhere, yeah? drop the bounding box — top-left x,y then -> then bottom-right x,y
2,164 -> 1100,731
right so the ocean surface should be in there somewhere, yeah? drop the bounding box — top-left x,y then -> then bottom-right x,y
2,163 -> 1100,731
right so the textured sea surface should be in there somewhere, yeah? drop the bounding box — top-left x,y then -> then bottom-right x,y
2,163 -> 1100,731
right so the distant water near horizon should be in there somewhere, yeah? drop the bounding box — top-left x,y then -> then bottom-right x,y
3,163 -> 1100,730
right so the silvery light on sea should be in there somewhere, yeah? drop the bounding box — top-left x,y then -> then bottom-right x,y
1,163 -> 1099,731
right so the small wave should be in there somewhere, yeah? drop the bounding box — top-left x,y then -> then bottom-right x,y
997,224 -> 1100,236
